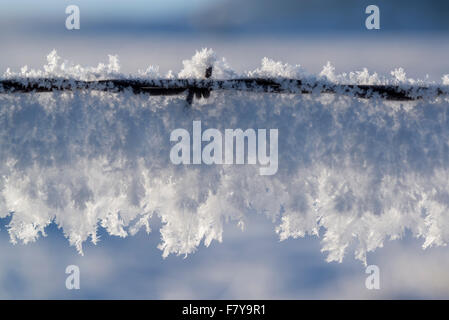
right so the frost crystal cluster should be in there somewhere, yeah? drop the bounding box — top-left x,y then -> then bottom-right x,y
1,49 -> 449,264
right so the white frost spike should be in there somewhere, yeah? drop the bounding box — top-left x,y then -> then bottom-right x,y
443,74 -> 449,85
178,48 -> 236,79
138,65 -> 160,79
43,50 -> 61,74
248,57 -> 306,79
319,61 -> 336,82
391,68 -> 407,83
178,48 -> 217,79
2,49 -> 122,80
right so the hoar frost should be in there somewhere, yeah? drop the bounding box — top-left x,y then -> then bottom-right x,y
1,49 -> 449,264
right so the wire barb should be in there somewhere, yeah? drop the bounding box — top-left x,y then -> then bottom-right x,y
185,65 -> 213,106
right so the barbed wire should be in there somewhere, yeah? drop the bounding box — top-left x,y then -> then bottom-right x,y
0,66 -> 446,104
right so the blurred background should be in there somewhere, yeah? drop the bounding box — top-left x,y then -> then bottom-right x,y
1,0 -> 449,299
0,0 -> 449,79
